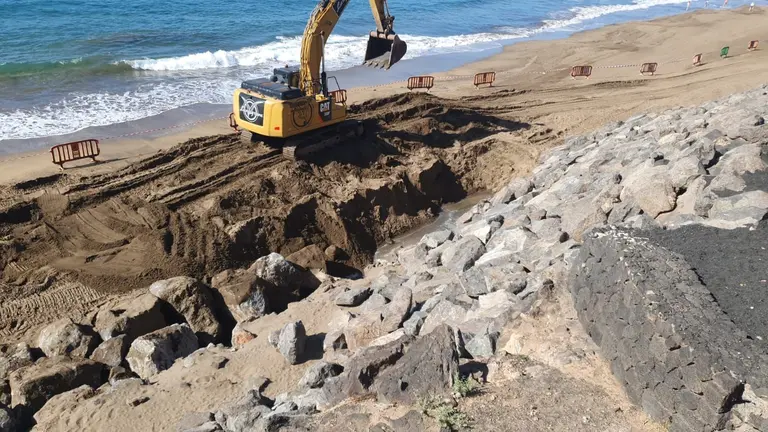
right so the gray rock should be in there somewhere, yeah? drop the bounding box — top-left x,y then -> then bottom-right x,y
126,324 -> 199,379
265,329 -> 279,349
323,331 -> 347,352
38,318 -> 100,359
9,356 -> 105,413
420,295 -> 443,314
277,321 -> 307,365
458,267 -> 488,298
334,287 -> 372,307
0,343 -> 34,381
320,337 -> 407,409
530,217 -> 563,242
211,268 -> 269,322
149,277 -> 223,345
419,229 -> 454,249
620,164 -> 678,218
464,329 -> 499,359
441,235 -> 486,273
402,311 -> 427,336
373,325 -> 459,405
90,334 -> 129,368
182,421 -> 222,432
94,293 -> 168,343
299,362 -> 344,389
483,266 -> 527,294
528,208 -> 547,221
250,252 -> 301,286
214,389 -> 270,432
421,300 -> 468,335
0,403 -> 14,432
485,227 -> 537,255
345,288 -> 412,350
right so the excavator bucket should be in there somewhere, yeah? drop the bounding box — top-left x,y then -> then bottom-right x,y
364,33 -> 407,69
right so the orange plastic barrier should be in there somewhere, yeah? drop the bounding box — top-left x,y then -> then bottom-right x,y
407,76 -> 434,91
330,89 -> 348,104
570,65 -> 592,79
473,72 -> 496,87
692,54 -> 703,66
50,139 -> 100,168
640,63 -> 658,76
748,40 -> 759,51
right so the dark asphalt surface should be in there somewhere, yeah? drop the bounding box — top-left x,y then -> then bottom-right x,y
644,221 -> 768,343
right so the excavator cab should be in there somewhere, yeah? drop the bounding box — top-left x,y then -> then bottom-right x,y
364,32 -> 407,69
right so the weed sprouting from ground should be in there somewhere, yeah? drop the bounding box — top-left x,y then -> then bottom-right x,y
420,396 -> 472,431
452,372 -> 480,398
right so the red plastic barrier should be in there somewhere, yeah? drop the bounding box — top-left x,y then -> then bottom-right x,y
330,89 -> 348,104
693,53 -> 703,66
570,65 -> 593,79
640,62 -> 658,76
50,139 -> 100,168
748,40 -> 759,51
407,76 -> 434,91
473,72 -> 496,87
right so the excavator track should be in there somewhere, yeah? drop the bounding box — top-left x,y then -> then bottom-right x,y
240,121 -> 365,162
282,120 -> 365,161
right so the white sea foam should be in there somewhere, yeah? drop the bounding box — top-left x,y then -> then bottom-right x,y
542,0 -> 690,30
124,32 -> 531,72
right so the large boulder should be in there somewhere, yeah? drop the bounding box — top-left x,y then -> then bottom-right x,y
620,163 -> 678,218
419,230 -> 454,250
38,318 -> 100,358
93,293 -> 168,343
211,268 -> 269,322
89,335 -> 129,368
248,253 -> 320,310
440,236 -> 486,272
125,324 -> 199,379
9,357 -> 105,413
277,321 -> 307,365
373,324 -> 459,404
344,287 -> 412,350
149,277 -> 223,345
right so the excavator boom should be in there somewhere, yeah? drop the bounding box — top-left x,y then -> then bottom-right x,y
300,0 -> 407,95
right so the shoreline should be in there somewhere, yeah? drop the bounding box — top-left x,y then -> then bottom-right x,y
2,7 -> 767,184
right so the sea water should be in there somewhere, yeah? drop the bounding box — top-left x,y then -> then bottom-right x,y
0,0 -> 725,145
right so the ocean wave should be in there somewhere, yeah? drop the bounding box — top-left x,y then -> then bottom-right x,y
121,31 -> 533,72
543,0 -> 690,30
0,79 -> 239,141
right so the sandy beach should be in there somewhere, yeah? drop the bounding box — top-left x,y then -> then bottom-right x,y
3,7 -> 767,185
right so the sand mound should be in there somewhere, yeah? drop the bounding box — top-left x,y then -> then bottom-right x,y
0,92 -> 549,341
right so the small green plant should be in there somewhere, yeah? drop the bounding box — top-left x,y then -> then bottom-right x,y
452,372 -> 480,398
419,396 -> 472,431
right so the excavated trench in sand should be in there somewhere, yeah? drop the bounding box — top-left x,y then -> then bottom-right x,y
0,92 -> 549,339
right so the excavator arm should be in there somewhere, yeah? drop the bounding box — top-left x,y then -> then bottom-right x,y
299,0 -> 407,96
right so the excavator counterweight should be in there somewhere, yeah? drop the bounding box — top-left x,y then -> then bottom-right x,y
364,33 -> 407,69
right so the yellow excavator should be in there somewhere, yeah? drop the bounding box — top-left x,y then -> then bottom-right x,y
232,0 -> 407,160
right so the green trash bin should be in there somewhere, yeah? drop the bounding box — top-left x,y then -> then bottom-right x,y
721,46 -> 730,58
